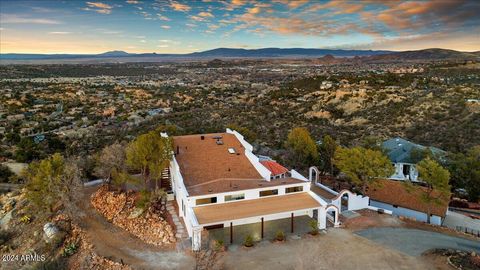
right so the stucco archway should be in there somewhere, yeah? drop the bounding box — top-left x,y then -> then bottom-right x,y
309,166 -> 320,184
325,205 -> 340,227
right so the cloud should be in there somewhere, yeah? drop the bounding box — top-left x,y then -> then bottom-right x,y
85,2 -> 113,14
101,30 -> 122,34
48,31 -> 72,34
273,0 -> 308,9
161,25 -> 171,29
1,14 -> 61,24
189,16 -> 204,21
198,11 -> 214,17
86,2 -> 111,9
157,14 -> 171,21
170,1 -> 191,12
126,0 -> 140,4
221,0 -> 247,11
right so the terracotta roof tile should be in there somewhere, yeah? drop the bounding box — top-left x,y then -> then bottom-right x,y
260,160 -> 289,176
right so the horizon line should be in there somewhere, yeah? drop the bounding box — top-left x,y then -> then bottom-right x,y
1,47 -> 479,55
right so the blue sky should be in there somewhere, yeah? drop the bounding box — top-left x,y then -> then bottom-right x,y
0,0 -> 479,54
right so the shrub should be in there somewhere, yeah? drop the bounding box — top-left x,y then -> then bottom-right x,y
244,234 -> 254,247
62,242 -> 78,257
20,215 -> 32,223
213,239 -> 224,251
275,230 -> 285,242
309,220 -> 319,235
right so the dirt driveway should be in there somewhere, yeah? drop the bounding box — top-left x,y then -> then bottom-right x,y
76,187 -> 195,270
356,227 -> 480,256
221,229 -> 432,270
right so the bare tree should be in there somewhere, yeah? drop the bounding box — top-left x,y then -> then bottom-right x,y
94,143 -> 126,184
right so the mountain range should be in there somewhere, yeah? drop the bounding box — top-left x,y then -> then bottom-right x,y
1,48 -> 478,62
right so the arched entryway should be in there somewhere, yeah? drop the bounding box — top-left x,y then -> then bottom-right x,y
341,193 -> 349,212
325,205 -> 340,227
309,166 -> 320,184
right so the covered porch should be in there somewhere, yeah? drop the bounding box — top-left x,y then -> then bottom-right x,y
190,192 -> 339,250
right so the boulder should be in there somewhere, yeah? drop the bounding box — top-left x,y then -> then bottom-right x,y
0,210 -> 14,229
128,208 -> 144,219
43,223 -> 59,242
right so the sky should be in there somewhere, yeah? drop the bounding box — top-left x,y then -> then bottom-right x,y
0,0 -> 479,54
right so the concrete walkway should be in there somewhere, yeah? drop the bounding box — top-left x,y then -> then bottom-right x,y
356,227 -> 480,256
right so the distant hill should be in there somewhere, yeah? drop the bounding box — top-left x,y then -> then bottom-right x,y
187,47 -> 391,57
97,50 -> 131,57
1,47 -> 478,62
0,48 -> 390,61
367,48 -> 480,61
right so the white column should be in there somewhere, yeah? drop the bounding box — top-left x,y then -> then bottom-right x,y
318,207 -> 327,230
192,226 -> 202,251
334,211 -> 340,227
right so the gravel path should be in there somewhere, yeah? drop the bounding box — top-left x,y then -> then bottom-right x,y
356,227 -> 480,256
77,187 -> 195,270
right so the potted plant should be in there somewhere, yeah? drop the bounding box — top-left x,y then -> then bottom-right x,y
213,239 -> 225,252
309,220 -> 319,236
244,234 -> 254,247
275,230 -> 285,242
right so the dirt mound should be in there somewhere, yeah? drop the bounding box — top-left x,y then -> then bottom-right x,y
91,186 -> 175,246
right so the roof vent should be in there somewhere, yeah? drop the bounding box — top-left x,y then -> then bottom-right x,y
213,135 -> 223,139
228,148 -> 236,154
216,140 -> 224,145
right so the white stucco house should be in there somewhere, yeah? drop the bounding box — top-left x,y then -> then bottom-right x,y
382,137 -> 446,182
165,129 -> 344,250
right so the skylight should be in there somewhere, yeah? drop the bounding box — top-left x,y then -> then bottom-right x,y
228,148 -> 236,154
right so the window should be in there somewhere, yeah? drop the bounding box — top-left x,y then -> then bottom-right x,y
196,197 -> 217,205
225,193 -> 245,202
260,189 -> 278,197
286,186 -> 303,193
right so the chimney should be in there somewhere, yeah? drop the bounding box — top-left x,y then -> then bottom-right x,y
176,145 -> 179,155
201,135 -> 205,140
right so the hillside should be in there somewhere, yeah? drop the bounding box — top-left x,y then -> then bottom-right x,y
367,48 -> 480,61
4,47 -> 477,61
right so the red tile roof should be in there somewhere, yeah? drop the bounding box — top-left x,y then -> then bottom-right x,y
260,160 -> 289,176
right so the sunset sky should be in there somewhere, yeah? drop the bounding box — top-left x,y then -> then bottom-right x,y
1,0 -> 479,54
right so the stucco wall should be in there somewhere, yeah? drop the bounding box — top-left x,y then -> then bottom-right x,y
189,182 -> 311,207
390,162 -> 419,182
370,200 -> 442,225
